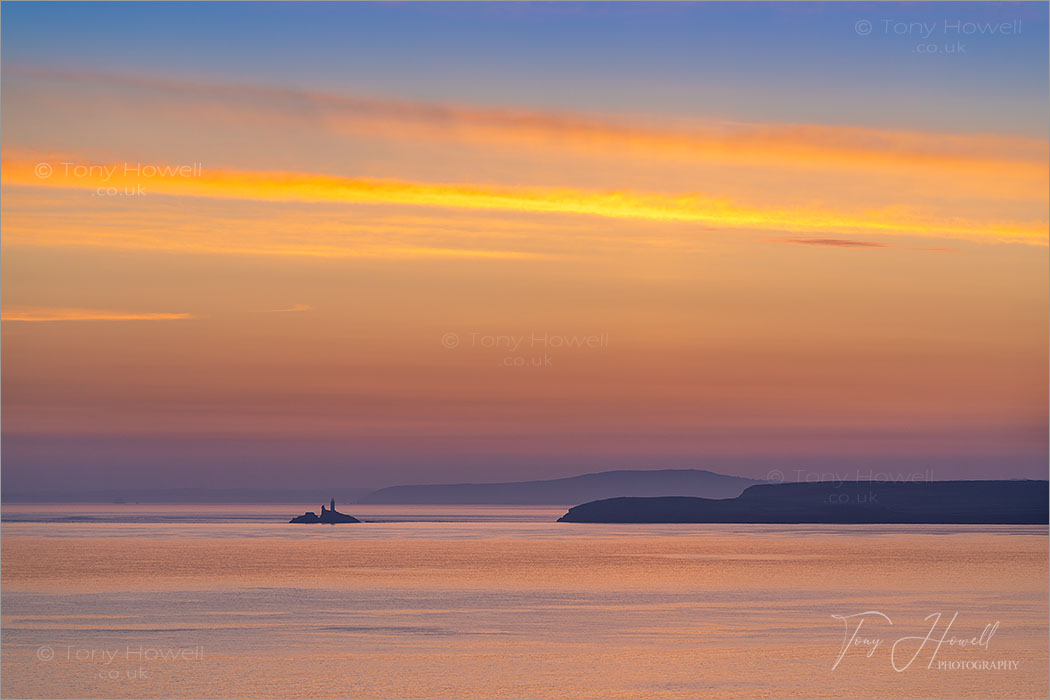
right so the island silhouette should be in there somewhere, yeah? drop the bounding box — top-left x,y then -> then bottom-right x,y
557,480 -> 1049,524
289,498 -> 360,524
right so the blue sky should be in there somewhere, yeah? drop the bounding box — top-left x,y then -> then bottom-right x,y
3,2 -> 1047,134
2,2 -> 1047,491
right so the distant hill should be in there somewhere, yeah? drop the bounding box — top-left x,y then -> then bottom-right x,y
557,480 -> 1050,524
359,469 -> 763,505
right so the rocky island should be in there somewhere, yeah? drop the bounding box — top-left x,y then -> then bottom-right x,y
289,499 -> 361,524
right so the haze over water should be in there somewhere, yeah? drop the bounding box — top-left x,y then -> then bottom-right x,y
2,506 -> 1046,699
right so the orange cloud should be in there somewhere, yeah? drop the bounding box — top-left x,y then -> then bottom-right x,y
11,67 -> 1048,184
778,238 -> 888,248
3,307 -> 195,322
3,154 -> 1046,246
261,304 -> 313,313
0,179 -> 556,259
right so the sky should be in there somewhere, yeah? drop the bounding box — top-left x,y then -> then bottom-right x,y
1,1 -> 1047,494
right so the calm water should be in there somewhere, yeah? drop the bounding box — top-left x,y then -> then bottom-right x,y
2,505 -> 1047,699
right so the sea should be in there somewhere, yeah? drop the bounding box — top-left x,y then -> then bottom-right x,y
2,504 -> 1047,698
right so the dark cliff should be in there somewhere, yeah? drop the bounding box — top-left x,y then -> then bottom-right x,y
557,480 -> 1049,524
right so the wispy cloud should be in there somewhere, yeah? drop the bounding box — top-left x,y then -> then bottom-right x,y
260,304 -> 313,313
3,154 -> 1046,246
778,238 -> 889,248
3,307 -> 195,322
10,67 -> 1047,185
0,182 -> 557,260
